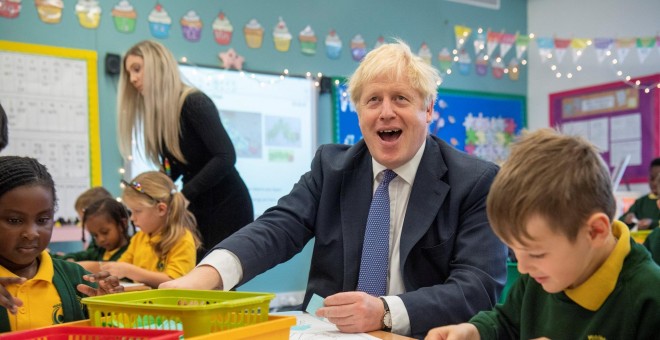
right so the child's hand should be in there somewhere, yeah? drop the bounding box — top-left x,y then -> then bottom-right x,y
99,262 -> 130,280
76,271 -> 124,296
0,277 -> 26,314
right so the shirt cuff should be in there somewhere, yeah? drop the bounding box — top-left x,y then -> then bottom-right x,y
382,295 -> 411,336
197,249 -> 243,291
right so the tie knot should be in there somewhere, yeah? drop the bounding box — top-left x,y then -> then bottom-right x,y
381,169 -> 397,185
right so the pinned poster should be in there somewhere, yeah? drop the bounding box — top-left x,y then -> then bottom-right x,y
515,34 -> 529,60
454,25 -> 471,50
536,37 -> 554,63
473,28 -> 486,55
0,0 -> 23,18
594,37 -> 613,63
570,38 -> 589,64
553,38 -> 571,63
615,37 -> 635,64
636,37 -> 655,64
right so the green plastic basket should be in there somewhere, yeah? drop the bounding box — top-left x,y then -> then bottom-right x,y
82,289 -> 274,338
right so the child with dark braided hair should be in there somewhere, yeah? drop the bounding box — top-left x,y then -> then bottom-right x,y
0,156 -> 123,332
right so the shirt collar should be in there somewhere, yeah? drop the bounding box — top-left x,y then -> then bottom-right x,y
372,140 -> 426,185
564,220 -> 631,311
0,251 -> 54,283
648,193 -> 658,199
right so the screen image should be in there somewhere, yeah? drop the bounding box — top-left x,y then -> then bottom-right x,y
128,66 -> 317,217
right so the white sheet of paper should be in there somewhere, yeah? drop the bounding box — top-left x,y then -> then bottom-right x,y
273,311 -> 379,339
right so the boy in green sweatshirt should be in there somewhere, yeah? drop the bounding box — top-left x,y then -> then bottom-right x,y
426,129 -> 660,340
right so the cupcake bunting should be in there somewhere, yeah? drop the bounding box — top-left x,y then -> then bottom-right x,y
148,3 -> 171,39
75,0 -> 101,29
350,34 -> 366,62
437,47 -> 453,73
457,49 -> 471,75
0,0 -> 22,18
418,43 -> 432,65
111,0 -> 136,33
475,53 -> 488,76
244,18 -> 264,48
219,48 -> 244,70
325,29 -> 342,60
34,0 -> 63,24
180,10 -> 202,42
212,11 -> 233,45
272,16 -> 292,52
298,25 -> 317,56
374,36 -> 385,49
491,56 -> 504,79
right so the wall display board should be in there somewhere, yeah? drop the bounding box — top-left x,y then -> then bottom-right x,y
0,41 -> 101,221
332,78 -> 526,164
550,74 -> 660,184
129,66 -> 317,217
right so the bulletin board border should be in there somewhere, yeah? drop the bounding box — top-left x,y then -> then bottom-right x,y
0,40 -> 101,186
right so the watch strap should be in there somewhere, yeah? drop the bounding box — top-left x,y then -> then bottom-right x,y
379,297 -> 392,332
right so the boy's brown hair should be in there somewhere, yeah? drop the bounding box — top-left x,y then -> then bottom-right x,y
74,186 -> 112,214
487,128 -> 616,245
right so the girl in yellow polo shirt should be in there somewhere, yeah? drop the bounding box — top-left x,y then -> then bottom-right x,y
101,171 -> 201,288
0,156 -> 123,332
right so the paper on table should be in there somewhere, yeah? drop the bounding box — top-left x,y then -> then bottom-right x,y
273,311 -> 378,339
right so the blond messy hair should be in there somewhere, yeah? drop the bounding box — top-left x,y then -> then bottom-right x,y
122,171 -> 201,258
347,38 -> 441,110
117,40 -> 196,166
487,128 -> 615,245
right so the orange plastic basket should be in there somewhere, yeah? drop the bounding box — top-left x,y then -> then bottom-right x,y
0,326 -> 183,339
81,289 -> 274,338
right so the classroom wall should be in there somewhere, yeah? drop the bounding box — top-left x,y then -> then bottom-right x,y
0,0 -> 527,294
527,0 -> 660,193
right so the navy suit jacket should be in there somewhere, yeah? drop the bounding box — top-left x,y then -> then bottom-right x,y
216,135 -> 507,338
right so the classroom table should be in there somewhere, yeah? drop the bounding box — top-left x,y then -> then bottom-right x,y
369,330 -> 416,339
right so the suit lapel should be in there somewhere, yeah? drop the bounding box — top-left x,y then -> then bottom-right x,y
400,137 -> 449,268
341,152 -> 373,290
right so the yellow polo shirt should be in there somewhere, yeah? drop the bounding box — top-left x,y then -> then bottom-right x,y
0,251 -> 64,331
118,229 -> 196,279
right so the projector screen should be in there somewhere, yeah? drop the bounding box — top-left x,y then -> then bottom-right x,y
128,66 -> 317,217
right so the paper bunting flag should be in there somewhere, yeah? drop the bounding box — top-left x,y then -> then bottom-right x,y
499,33 -> 516,58
535,37 -> 554,63
454,25 -> 471,50
515,34 -> 529,60
570,38 -> 589,64
473,28 -> 486,56
553,38 -> 571,63
486,31 -> 502,57
636,37 -> 655,64
594,37 -> 613,63
437,47 -> 453,73
615,37 -> 635,64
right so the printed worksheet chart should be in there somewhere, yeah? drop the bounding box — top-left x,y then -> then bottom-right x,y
0,51 -> 91,220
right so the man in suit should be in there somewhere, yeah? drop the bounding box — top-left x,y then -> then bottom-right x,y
161,40 -> 507,339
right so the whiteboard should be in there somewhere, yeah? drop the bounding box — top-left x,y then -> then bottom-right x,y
128,66 -> 317,217
0,41 -> 101,222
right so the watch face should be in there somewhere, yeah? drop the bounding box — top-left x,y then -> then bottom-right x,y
384,311 -> 392,328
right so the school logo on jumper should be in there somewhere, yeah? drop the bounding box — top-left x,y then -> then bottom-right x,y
51,303 -> 64,324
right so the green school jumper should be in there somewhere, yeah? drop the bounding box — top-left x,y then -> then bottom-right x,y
643,227 -> 660,265
52,241 -> 129,262
619,193 -> 660,229
470,223 -> 660,340
0,258 -> 93,332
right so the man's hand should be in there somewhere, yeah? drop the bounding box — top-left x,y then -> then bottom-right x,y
637,218 -> 653,230
159,265 -> 223,290
316,291 -> 384,333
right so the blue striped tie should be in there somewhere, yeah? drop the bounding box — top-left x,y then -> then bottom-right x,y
357,169 -> 397,296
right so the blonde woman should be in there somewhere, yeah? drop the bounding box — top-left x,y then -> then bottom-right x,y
117,40 -> 253,262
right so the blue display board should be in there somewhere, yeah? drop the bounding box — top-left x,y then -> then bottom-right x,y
332,78 -> 526,164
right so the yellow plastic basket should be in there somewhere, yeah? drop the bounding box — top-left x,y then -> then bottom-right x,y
188,315 -> 296,339
81,289 -> 274,338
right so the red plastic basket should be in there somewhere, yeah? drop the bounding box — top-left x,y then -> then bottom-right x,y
0,326 -> 183,339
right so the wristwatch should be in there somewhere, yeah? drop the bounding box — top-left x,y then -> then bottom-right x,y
379,297 -> 392,332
